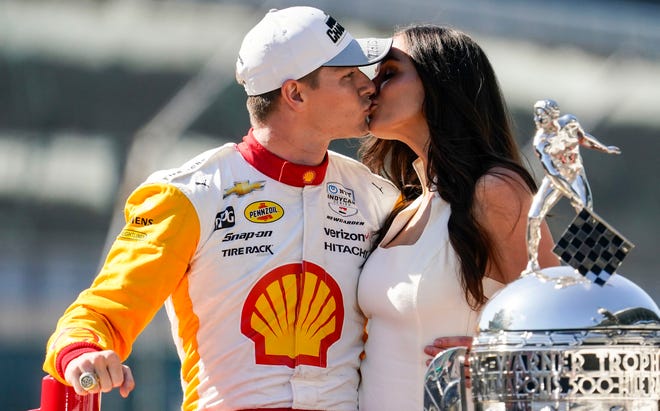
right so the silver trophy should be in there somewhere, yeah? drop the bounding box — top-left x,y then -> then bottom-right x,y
424,100 -> 660,411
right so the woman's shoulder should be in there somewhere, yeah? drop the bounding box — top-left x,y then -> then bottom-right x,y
475,167 -> 533,204
474,166 -> 534,223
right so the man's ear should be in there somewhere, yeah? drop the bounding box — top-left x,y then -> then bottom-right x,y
280,79 -> 306,111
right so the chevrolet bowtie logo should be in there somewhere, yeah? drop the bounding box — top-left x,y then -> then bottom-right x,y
223,180 -> 266,199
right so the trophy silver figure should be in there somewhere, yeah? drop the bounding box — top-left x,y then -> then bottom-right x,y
526,99 -> 621,273
424,100 -> 660,411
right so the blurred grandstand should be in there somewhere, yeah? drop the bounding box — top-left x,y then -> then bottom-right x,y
1,0 -> 658,409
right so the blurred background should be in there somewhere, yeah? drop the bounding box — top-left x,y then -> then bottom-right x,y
1,0 -> 658,409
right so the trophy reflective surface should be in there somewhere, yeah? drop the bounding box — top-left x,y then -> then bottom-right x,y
424,100 -> 660,411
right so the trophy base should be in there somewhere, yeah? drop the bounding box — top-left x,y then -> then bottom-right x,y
476,400 -> 658,411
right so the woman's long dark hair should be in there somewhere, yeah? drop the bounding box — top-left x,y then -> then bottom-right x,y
360,25 -> 536,309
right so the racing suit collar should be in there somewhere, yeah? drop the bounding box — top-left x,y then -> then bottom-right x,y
238,129 -> 328,187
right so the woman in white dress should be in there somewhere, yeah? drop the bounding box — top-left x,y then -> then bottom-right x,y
357,25 -> 558,410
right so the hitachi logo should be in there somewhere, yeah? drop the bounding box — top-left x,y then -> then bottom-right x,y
324,242 -> 370,258
325,16 -> 345,43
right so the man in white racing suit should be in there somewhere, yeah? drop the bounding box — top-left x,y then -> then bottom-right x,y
43,7 -> 398,410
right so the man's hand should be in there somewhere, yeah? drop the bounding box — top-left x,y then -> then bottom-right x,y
425,336 -> 473,387
64,350 -> 135,398
424,335 -> 473,363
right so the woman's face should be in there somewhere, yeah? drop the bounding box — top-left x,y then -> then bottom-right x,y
368,34 -> 429,156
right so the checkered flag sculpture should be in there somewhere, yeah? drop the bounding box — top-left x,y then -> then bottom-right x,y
553,208 -> 634,286
525,99 -> 625,279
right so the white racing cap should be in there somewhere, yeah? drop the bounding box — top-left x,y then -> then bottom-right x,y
236,6 -> 392,96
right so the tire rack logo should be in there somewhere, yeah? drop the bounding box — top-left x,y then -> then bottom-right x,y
214,206 -> 235,231
241,261 -> 344,368
327,182 -> 357,217
244,201 -> 284,223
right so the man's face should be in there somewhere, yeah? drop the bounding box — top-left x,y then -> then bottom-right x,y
304,66 -> 376,140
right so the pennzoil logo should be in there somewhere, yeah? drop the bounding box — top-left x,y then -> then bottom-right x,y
244,201 -> 284,223
241,261 -> 344,368
223,180 -> 266,199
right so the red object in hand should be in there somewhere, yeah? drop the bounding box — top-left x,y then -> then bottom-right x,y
28,375 -> 101,411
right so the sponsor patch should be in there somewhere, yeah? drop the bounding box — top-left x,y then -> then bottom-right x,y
223,180 -> 266,199
326,215 -> 365,226
118,229 -> 147,241
323,227 -> 368,242
244,201 -> 284,224
327,182 -> 358,217
302,170 -> 316,184
214,206 -> 235,230
193,173 -> 210,188
240,261 -> 344,368
222,230 -> 273,242
324,16 -> 346,44
221,244 -> 274,257
324,242 -> 370,259
129,216 -> 153,226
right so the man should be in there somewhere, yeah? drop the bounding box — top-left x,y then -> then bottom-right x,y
43,7 -> 398,410
526,99 -> 620,272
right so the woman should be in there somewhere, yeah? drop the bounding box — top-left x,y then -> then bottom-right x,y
357,25 -> 557,410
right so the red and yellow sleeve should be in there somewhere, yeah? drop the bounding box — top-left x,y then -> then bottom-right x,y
43,183 -> 200,383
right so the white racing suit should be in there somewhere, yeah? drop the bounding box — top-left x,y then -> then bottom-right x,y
44,130 -> 400,410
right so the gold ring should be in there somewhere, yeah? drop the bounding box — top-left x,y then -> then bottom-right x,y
79,371 -> 98,391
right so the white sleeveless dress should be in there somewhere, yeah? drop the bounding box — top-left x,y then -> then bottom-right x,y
357,161 -> 504,411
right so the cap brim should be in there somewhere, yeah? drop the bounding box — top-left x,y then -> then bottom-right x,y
323,37 -> 392,67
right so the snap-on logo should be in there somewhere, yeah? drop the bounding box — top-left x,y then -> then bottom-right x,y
325,16 -> 345,44
244,201 -> 284,224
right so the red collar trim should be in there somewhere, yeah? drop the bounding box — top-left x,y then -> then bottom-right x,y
237,130 -> 328,187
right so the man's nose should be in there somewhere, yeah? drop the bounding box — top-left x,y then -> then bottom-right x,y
357,71 -> 376,96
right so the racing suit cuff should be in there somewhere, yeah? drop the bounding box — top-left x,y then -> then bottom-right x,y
56,343 -> 103,380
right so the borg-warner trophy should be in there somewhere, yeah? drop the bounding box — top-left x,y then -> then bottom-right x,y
424,99 -> 660,411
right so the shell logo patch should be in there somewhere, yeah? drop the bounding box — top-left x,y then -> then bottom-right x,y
241,261 -> 344,368
302,170 -> 316,184
244,201 -> 284,223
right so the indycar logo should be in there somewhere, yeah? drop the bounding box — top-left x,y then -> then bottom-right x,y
327,182 -> 358,217
223,180 -> 266,199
